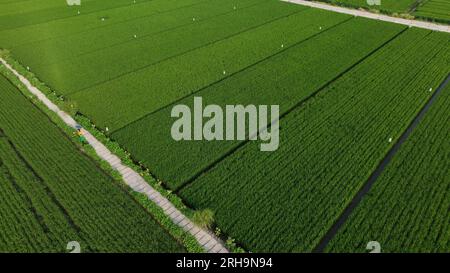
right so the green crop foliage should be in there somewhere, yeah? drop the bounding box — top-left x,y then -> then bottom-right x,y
111,17 -> 405,189
70,6 -> 344,131
0,0 -> 154,31
414,0 -> 450,23
34,0 -> 304,95
0,0 -> 205,48
327,82 -> 450,253
178,29 -> 450,252
1,0 -> 449,254
0,48 -> 10,58
9,0 -> 261,68
0,73 -> 184,252
60,99 -> 79,116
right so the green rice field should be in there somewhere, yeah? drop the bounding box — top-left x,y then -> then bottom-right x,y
0,0 -> 449,253
0,72 -> 184,252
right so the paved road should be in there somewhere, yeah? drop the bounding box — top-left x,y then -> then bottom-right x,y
283,0 -> 450,33
0,58 -> 229,254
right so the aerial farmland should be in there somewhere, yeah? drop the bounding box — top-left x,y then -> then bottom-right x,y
0,0 -> 448,258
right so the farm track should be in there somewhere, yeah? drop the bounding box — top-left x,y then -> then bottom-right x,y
109,15 -> 351,134
313,72 -> 450,252
283,0 -> 450,33
0,58 -> 229,253
66,5 -> 309,97
174,26 -> 408,193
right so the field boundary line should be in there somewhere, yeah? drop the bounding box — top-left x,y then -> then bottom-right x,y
8,0 -> 213,50
110,15 -> 352,135
31,0 -> 272,69
67,6 -> 311,97
175,27 -> 409,193
0,134 -> 91,250
3,135 -> 84,234
0,0 -> 156,32
0,57 -> 229,254
0,159 -> 55,240
313,73 -> 450,253
282,0 -> 450,33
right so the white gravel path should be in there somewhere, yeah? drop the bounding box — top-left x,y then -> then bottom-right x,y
283,0 -> 450,33
0,58 -> 229,254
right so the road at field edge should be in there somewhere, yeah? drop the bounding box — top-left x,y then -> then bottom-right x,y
283,0 -> 450,33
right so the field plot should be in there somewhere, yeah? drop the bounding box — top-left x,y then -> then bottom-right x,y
414,0 -> 450,22
0,0 -> 154,31
1,0 -> 450,253
9,0 -> 264,67
0,0 -> 208,47
111,17 -> 405,189
68,6 -> 344,130
327,81 -> 450,253
178,29 -> 450,252
8,0 -> 307,95
0,73 -> 184,252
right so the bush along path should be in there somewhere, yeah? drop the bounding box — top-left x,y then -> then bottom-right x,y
0,58 -> 228,254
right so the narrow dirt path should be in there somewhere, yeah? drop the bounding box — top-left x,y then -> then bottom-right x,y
0,58 -> 228,254
313,74 -> 450,252
283,0 -> 450,33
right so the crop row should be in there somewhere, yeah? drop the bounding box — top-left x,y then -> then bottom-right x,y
0,159 -> 58,252
111,17 -> 405,189
327,81 -> 450,252
0,74 -> 184,252
414,0 -> 450,22
0,0 -> 94,17
178,29 -> 450,252
0,0 -> 153,31
0,0 -> 98,17
33,0 -> 305,94
0,138 -> 81,252
0,0 -> 203,48
68,7 -> 348,130
11,0 -> 263,68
